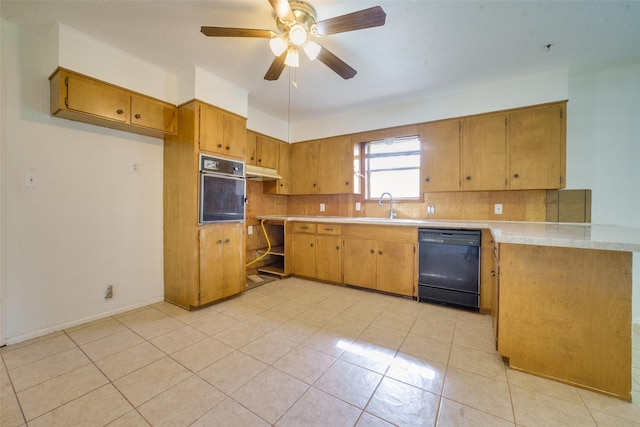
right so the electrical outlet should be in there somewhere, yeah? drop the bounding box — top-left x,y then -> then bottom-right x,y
355,202 -> 361,211
130,161 -> 140,174
494,204 -> 503,215
25,172 -> 38,187
320,203 -> 325,212
105,285 -> 113,300
427,205 -> 436,214
248,225 -> 253,235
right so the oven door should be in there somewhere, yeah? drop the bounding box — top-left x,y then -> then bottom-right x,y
199,172 -> 245,224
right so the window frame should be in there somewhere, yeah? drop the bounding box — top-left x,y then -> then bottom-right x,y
362,135 -> 422,202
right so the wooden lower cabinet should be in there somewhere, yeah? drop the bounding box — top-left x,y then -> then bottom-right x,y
342,225 -> 416,297
292,223 -> 342,283
199,223 -> 246,306
316,235 -> 342,283
292,233 -> 317,279
342,239 -> 377,289
497,243 -> 632,401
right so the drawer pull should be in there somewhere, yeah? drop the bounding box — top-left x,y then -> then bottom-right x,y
135,113 -> 141,119
116,109 -> 124,115
323,228 -> 334,231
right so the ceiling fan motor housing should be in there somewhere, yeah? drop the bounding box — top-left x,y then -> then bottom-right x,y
275,1 -> 317,36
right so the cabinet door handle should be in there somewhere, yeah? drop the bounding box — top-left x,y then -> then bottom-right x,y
370,249 -> 375,254
217,143 -> 223,148
134,113 -> 141,119
513,173 -> 520,178
258,158 -> 262,163
217,240 -> 223,244
378,251 -> 383,255
224,238 -> 230,243
310,243 -> 314,247
225,146 -> 231,150
345,181 -> 349,186
425,177 -> 430,182
466,176 -> 472,181
116,109 -> 124,115
335,246 -> 340,250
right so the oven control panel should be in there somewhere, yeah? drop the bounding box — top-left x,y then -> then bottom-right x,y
199,154 -> 244,177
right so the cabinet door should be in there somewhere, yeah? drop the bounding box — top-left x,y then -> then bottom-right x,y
293,233 -> 317,278
199,104 -> 245,159
342,238 -> 376,289
265,141 -> 291,195
130,94 -> 177,134
199,226 -> 225,305
318,137 -> 357,194
507,103 -> 565,190
376,241 -> 415,296
199,103 -> 224,154
316,235 -> 342,283
257,136 -> 279,169
222,223 -> 245,297
246,131 -> 258,165
420,120 -> 460,192
290,141 -> 319,194
222,112 -> 246,159
460,114 -> 507,191
65,72 -> 129,123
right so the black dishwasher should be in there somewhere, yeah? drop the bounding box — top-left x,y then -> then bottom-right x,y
418,228 -> 481,311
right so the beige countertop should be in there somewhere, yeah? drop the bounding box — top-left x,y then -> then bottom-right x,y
257,215 -> 640,252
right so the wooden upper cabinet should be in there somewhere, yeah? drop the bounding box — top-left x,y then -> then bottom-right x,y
246,131 -> 258,165
130,94 -> 177,135
256,136 -> 279,169
64,71 -> 129,122
290,141 -> 319,194
318,137 -> 359,194
420,120 -> 461,192
264,141 -> 291,195
50,68 -> 177,138
198,102 -> 245,160
507,102 -> 566,190
461,113 -> 507,191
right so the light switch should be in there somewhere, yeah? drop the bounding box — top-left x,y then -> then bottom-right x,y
355,202 -> 361,211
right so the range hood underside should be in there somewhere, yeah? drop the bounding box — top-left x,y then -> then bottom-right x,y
245,164 -> 282,181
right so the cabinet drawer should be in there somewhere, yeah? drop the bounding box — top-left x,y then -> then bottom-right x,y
292,223 -> 317,233
317,224 -> 342,235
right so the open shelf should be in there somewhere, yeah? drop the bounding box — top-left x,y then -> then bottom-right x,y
257,245 -> 284,257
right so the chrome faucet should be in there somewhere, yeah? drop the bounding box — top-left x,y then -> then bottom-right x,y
378,192 -> 396,219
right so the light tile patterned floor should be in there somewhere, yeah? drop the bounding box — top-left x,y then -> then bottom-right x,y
1,277 -> 639,426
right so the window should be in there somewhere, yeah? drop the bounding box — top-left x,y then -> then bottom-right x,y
365,135 -> 421,200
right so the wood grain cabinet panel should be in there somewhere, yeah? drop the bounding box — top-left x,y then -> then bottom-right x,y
342,238 -> 377,289
507,103 -> 566,190
290,141 -> 319,194
461,113 -> 507,191
199,223 -> 246,306
199,103 -> 245,160
50,68 -> 177,138
498,243 -> 632,401
420,120 -> 461,192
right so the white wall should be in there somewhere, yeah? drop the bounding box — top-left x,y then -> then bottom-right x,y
1,20 -> 166,344
566,60 -> 640,323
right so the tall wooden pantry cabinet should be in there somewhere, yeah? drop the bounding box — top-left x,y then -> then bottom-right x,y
163,100 -> 246,309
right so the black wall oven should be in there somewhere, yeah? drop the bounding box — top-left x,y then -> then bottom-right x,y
199,154 -> 245,224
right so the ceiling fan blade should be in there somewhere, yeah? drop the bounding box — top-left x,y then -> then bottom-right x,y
264,51 -> 287,81
316,47 -> 357,80
269,0 -> 295,22
201,27 -> 275,38
315,6 -> 386,36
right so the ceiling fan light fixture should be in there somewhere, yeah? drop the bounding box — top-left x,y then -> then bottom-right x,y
289,24 -> 307,46
269,36 -> 288,56
284,47 -> 300,67
302,40 -> 321,61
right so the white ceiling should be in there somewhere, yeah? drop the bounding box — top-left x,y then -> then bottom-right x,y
2,1 -> 640,123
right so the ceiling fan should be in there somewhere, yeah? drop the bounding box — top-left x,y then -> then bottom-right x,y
201,0 -> 386,81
